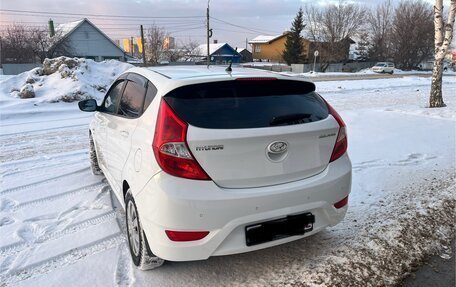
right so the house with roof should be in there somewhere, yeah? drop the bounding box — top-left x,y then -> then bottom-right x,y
249,33 -> 311,63
235,48 -> 253,63
192,42 -> 241,64
54,18 -> 126,62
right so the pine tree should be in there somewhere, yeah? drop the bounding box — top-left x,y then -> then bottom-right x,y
283,7 -> 305,65
356,32 -> 370,61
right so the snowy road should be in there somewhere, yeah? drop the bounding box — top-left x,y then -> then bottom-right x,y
0,76 -> 455,287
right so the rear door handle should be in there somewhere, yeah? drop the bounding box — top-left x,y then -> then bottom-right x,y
120,130 -> 129,138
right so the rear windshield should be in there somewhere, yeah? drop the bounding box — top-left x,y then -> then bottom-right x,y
164,80 -> 328,129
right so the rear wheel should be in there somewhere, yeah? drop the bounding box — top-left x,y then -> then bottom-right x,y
125,190 -> 164,270
89,134 -> 103,175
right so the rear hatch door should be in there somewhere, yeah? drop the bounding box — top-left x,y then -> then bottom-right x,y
164,79 -> 339,188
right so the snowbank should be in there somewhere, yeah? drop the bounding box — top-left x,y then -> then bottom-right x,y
0,57 -> 133,103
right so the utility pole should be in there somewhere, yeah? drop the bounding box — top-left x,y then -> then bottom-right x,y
130,36 -> 134,57
0,37 -> 3,69
140,25 -> 147,67
245,38 -> 247,50
206,0 -> 210,67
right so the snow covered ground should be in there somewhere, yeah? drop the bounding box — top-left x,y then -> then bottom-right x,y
280,68 -> 456,78
0,64 -> 455,286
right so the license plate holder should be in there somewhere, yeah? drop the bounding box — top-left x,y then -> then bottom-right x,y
245,212 -> 315,246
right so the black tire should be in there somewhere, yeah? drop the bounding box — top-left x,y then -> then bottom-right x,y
125,190 -> 164,270
89,134 -> 103,175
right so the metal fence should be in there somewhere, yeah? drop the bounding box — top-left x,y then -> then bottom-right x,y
2,63 -> 42,75
292,62 -> 377,73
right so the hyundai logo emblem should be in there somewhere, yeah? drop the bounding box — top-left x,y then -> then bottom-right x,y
267,141 -> 288,153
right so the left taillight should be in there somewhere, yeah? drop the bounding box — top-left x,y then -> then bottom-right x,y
152,99 -> 210,180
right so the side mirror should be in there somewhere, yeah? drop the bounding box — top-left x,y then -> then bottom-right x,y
78,99 -> 98,112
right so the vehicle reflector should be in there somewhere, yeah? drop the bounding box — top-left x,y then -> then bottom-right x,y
165,230 -> 210,242
334,196 -> 349,209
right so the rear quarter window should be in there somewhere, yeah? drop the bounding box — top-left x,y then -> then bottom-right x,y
118,81 -> 146,118
164,80 -> 328,129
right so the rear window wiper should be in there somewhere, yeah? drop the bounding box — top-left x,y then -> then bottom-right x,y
270,113 -> 312,126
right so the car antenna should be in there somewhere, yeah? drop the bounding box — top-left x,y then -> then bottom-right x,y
225,61 -> 232,72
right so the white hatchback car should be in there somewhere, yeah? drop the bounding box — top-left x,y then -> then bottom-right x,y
372,62 -> 395,74
78,66 -> 352,270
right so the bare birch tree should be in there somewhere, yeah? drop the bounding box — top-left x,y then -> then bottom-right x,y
430,0 -> 456,107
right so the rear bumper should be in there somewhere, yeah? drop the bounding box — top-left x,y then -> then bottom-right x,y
135,154 -> 352,261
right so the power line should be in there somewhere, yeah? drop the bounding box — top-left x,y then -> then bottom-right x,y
169,26 -> 205,35
0,9 -> 204,19
0,12 -> 204,23
210,16 -> 281,35
211,26 -> 261,35
0,8 -> 282,40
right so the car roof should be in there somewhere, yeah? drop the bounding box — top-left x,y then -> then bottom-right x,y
148,65 -> 281,79
123,65 -> 314,95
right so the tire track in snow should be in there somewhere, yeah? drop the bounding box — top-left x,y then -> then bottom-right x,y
114,245 -> 135,287
0,116 -> 90,127
7,182 -> 105,213
0,166 -> 90,196
0,149 -> 87,170
0,123 -> 88,137
0,211 -> 118,258
0,233 -> 126,286
0,127 -> 87,162
111,183 -> 135,287
2,159 -> 87,178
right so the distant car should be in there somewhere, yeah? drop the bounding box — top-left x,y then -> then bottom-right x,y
78,66 -> 352,270
372,62 -> 395,74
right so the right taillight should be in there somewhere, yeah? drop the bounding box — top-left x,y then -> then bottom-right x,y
325,100 -> 348,162
152,99 -> 210,180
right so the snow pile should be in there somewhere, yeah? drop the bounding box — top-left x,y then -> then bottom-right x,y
0,57 -> 133,103
18,84 -> 35,99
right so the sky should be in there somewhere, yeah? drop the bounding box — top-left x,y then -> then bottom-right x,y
0,0 -> 451,49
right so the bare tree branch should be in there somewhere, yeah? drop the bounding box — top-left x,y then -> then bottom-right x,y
145,24 -> 167,65
368,0 -> 394,61
303,0 -> 367,70
0,24 -> 73,63
391,1 -> 434,70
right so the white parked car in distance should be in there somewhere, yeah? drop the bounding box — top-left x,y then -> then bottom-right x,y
78,66 -> 352,270
372,62 -> 395,74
